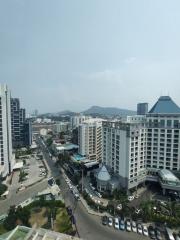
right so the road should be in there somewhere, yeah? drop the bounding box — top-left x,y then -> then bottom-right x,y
0,136 -> 148,240
0,179 -> 48,215
37,137 -> 148,240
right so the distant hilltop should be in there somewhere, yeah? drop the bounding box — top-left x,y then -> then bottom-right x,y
38,106 -> 136,117
82,105 -> 136,116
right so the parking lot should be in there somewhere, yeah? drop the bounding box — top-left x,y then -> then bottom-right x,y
101,215 -> 167,240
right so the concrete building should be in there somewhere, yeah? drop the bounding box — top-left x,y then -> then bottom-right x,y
11,98 -> 31,148
54,121 -> 69,133
137,102 -> 148,115
103,116 -> 147,190
11,98 -> 25,148
78,118 -> 103,162
146,96 -> 180,172
70,115 -> 91,129
0,84 -> 14,178
0,225 -> 81,240
102,96 -> 180,193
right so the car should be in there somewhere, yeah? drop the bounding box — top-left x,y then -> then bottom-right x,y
74,193 -> 80,200
108,217 -> 113,227
101,216 -> 108,225
117,204 -> 122,210
137,223 -> 143,234
135,208 -> 141,214
174,234 -> 180,240
95,191 -> 102,198
126,219 -> 131,232
128,196 -> 134,201
114,218 -> 119,230
155,229 -> 162,240
119,219 -> 125,231
131,221 -> 137,233
135,194 -> 139,198
142,225 -> 149,237
148,226 -> 156,239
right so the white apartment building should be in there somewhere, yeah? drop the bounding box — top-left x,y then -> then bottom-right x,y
102,96 -> 180,192
78,118 -> 103,161
0,84 -> 14,178
103,116 -> 147,190
53,122 -> 69,133
146,96 -> 180,174
70,115 -> 91,129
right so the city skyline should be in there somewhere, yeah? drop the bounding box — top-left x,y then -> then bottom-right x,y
1,0 -> 180,113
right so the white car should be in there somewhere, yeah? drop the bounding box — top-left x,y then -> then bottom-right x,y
95,191 -> 102,198
135,208 -> 141,214
117,204 -> 122,210
142,225 -> 149,237
131,221 -> 137,232
126,219 -> 131,232
137,224 -> 143,234
108,217 -> 113,227
114,218 -> 119,230
128,196 -> 134,201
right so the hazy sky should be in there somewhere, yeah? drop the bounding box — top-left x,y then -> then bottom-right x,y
1,0 -> 180,113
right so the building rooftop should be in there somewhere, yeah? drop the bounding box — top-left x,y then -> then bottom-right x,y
159,169 -> 180,182
149,96 -> 180,114
0,226 -> 81,240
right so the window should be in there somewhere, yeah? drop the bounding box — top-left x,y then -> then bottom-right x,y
167,120 -> 172,127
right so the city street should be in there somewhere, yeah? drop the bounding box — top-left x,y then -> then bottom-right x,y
37,137 -> 148,240
0,179 -> 48,215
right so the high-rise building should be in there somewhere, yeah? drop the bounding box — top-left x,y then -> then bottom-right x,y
103,116 -> 147,190
103,96 -> 180,192
11,98 -> 26,148
137,103 -> 148,115
78,118 -> 103,161
70,115 -> 91,130
0,84 -> 14,178
146,96 -> 180,172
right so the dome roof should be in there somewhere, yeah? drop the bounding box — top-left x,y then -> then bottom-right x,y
97,165 -> 111,181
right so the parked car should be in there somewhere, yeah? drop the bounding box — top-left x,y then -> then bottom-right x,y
117,204 -> 122,210
142,225 -> 149,237
119,219 -> 125,231
135,194 -> 139,198
135,208 -> 141,214
102,216 -> 108,225
131,221 -> 137,232
137,223 -> 143,234
126,219 -> 131,232
114,218 -> 119,230
174,234 -> 180,240
74,193 -> 80,200
95,191 -> 102,198
156,229 -> 162,240
108,217 -> 113,227
128,196 -> 134,201
148,226 -> 156,239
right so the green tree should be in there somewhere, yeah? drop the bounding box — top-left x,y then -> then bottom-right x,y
0,184 -> 7,196
3,206 -> 17,230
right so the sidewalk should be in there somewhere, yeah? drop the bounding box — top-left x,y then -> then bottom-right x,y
80,196 -> 111,217
61,168 -> 111,218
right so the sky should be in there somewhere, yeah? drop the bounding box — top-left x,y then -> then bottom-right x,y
0,0 -> 180,114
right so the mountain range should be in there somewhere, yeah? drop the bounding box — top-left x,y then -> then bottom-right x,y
39,106 -> 136,117
82,106 -> 136,116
